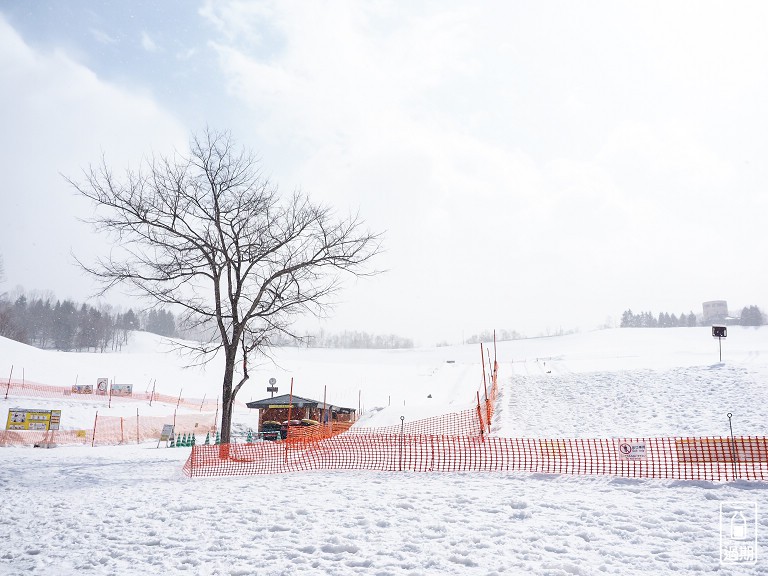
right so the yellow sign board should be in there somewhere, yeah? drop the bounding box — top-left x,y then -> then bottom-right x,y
268,404 -> 292,409
6,408 -> 61,431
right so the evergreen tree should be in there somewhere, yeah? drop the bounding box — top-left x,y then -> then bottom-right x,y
52,300 -> 78,350
741,305 -> 764,326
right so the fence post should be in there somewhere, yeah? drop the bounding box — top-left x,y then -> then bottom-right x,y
727,413 -> 738,480
120,417 -> 124,444
399,416 -> 405,472
476,391 -> 484,438
136,408 -> 140,444
4,365 -> 12,400
91,411 -> 98,447
480,344 -> 488,399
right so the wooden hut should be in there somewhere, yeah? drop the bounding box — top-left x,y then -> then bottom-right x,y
246,394 -> 356,432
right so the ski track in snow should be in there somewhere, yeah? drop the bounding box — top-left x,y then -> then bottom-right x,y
499,363 -> 766,438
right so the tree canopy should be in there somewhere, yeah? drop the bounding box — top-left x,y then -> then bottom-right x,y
69,129 -> 382,443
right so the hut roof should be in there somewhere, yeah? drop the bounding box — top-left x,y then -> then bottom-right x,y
245,394 -> 355,413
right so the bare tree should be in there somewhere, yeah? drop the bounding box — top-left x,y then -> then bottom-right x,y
68,129 -> 382,444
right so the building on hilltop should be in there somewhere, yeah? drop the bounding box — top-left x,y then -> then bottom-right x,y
702,300 -> 740,325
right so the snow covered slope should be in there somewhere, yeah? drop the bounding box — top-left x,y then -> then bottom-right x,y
1,327 -> 767,575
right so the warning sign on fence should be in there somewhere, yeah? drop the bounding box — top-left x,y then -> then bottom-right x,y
110,384 -> 133,397
618,442 -> 647,460
6,408 -> 62,431
96,378 -> 109,396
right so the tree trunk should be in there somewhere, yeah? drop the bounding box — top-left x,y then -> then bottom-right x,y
218,351 -> 236,458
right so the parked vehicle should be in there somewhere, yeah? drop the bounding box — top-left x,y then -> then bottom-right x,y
260,420 -> 282,441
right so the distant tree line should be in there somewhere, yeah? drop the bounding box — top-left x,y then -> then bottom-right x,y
309,329 -> 413,349
466,329 -> 525,345
0,291 -> 177,351
620,310 -> 698,328
621,306 -> 765,328
739,305 -> 765,326
264,328 -> 413,349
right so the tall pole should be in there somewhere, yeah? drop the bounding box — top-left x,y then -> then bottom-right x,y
91,411 -> 98,447
285,378 -> 294,462
4,365 -> 12,400
323,385 -> 328,431
287,377 -> 294,424
727,412 -> 738,480
481,344 -> 488,401
399,416 -> 405,472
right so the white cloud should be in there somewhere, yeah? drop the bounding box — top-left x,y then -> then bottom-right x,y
89,27 -> 116,44
0,15 -> 188,303
141,31 -> 158,52
196,1 -> 768,341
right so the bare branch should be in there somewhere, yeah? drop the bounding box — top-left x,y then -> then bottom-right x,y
68,128 -> 383,443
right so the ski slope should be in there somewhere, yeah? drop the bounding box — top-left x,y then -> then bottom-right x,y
1,327 -> 767,575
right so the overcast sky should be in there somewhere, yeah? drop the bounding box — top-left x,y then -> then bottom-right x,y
1,1 -> 767,345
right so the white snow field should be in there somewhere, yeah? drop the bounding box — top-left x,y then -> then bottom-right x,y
1,327 -> 768,575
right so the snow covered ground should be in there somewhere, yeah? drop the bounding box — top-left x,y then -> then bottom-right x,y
1,327 -> 767,574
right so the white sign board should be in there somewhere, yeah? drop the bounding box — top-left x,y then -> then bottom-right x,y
159,424 -> 174,442
96,378 -> 109,396
618,442 -> 647,461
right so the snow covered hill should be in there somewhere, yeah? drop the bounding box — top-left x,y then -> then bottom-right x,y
1,327 -> 767,575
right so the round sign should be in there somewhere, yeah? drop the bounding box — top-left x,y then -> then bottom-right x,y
269,378 -> 276,385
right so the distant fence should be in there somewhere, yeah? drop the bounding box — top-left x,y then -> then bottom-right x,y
0,412 -> 216,447
183,434 -> 768,481
1,379 -> 230,411
182,338 -> 768,482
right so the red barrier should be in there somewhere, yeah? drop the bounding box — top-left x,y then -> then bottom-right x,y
181,353 -> 767,482
183,434 -> 768,481
349,407 -> 483,437
0,412 -> 216,447
1,379 -> 238,411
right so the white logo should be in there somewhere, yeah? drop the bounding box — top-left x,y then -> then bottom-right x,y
720,502 -> 757,565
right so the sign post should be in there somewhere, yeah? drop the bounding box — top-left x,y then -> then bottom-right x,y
267,377 -> 278,397
158,424 -> 174,448
6,408 -> 61,431
712,325 -> 727,362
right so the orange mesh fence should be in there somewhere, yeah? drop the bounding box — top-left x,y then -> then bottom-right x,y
348,408 -> 483,437
0,412 -> 216,447
2,379 -> 233,411
348,354 -> 500,438
183,435 -> 768,481
0,429 -> 92,447
285,421 -> 354,441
